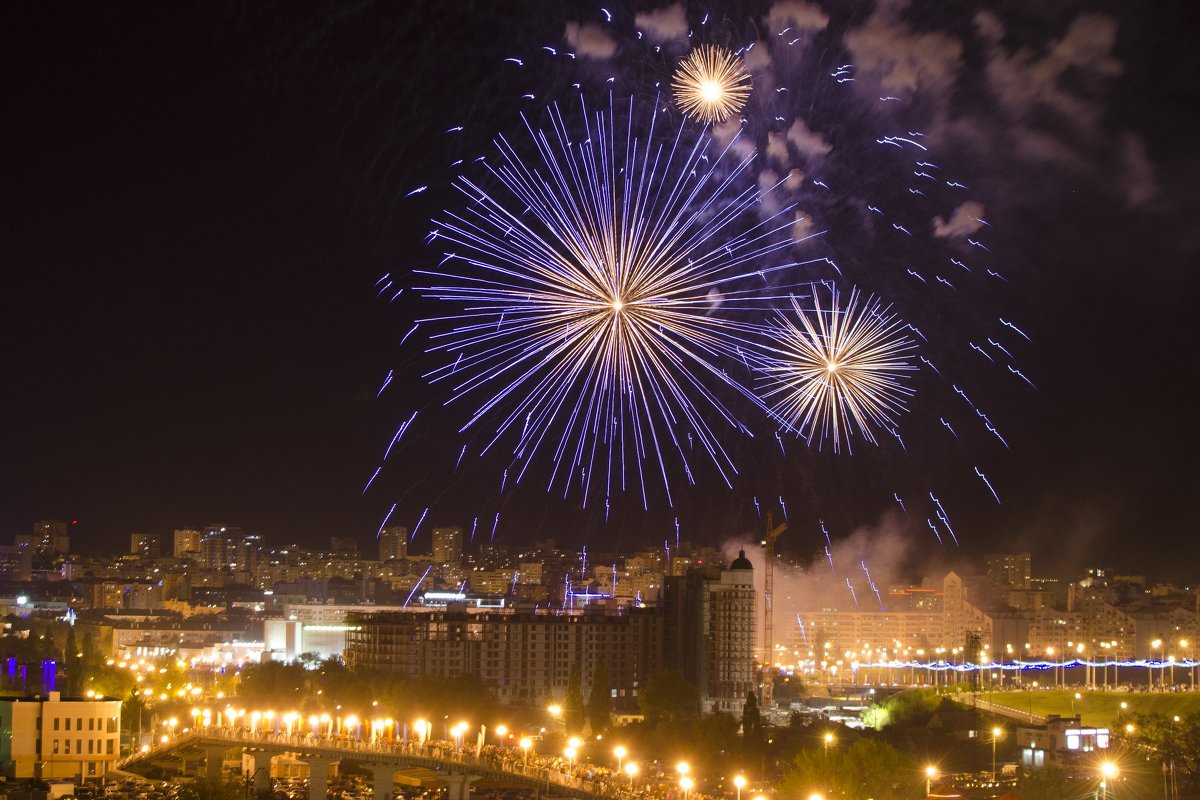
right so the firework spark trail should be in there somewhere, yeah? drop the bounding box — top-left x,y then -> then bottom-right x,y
1000,318 -> 1031,341
779,496 -> 788,521
757,285 -> 918,453
417,95 -> 811,507
375,503 -> 397,539
861,560 -> 884,610
490,512 -> 500,543
930,492 -> 959,545
408,507 -> 429,543
845,577 -> 859,608
975,466 -> 1001,504
361,467 -> 381,496
403,565 -> 433,607
469,516 -> 479,541
796,615 -> 809,645
384,411 -> 419,461
926,517 -> 944,546
820,519 -> 838,574
377,370 -> 394,397
894,492 -> 906,513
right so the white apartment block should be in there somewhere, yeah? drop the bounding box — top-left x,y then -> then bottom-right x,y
0,692 -> 121,780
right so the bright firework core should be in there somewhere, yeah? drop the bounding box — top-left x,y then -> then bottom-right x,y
759,286 -> 918,453
418,97 -> 807,507
672,45 -> 751,125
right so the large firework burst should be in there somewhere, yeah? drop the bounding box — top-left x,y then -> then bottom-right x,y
671,44 -> 752,125
759,285 -> 918,453
418,97 -> 806,508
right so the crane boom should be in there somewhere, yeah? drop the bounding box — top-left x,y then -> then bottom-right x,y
761,511 -> 787,706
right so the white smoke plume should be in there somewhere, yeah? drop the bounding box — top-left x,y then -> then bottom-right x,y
723,511 -> 949,655
564,22 -> 617,60
634,4 -> 689,45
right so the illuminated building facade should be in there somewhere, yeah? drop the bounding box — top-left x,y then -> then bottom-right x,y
0,692 -> 121,780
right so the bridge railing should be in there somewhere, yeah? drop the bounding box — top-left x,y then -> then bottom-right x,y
119,726 -> 622,799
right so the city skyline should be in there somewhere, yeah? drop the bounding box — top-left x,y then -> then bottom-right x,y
3,2 -> 1198,580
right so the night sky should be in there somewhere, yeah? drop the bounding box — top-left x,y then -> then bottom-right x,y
3,1 -> 1197,580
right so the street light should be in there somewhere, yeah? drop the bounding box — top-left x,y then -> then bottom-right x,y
823,732 -> 834,757
1152,639 -> 1163,688
495,724 -> 508,745
1100,761 -> 1119,800
733,774 -> 746,800
680,776 -> 694,800
614,745 -> 627,771
991,727 -> 1003,783
925,766 -> 938,796
519,737 -> 532,764
677,761 -> 690,778
564,746 -> 577,767
625,761 -> 639,789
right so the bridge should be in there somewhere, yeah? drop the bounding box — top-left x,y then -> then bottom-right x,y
950,692 -> 1048,725
117,728 -> 614,800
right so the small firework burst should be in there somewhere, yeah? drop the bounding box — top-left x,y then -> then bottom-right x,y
671,44 -> 751,124
759,285 -> 918,452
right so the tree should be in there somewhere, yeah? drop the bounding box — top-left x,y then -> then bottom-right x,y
638,670 -> 699,726
1017,766 -> 1078,800
780,738 -> 915,800
236,660 -> 308,707
587,660 -> 611,733
63,626 -> 82,695
741,691 -> 763,751
564,663 -> 585,733
1122,711 -> 1200,797
174,779 -> 244,800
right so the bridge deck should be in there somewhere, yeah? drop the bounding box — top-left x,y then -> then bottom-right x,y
119,729 -> 615,800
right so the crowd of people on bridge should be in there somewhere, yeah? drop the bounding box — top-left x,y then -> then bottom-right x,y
145,723 -> 717,800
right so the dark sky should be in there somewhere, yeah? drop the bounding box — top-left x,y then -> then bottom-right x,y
2,1 -> 1197,580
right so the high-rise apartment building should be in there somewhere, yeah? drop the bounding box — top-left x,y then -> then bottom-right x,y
661,551 -> 757,715
345,606 -> 662,707
432,526 -> 464,567
17,521 -> 70,555
379,526 -> 408,561
173,528 -> 201,559
985,552 -> 1032,590
197,525 -> 257,570
129,532 -> 161,558
0,546 -> 33,582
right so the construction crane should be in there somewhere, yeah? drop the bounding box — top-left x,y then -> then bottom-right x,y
760,511 -> 787,706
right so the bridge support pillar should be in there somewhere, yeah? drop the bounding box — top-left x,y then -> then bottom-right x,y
299,756 -> 338,800
244,751 -> 273,796
202,745 -> 227,782
364,766 -> 395,800
444,773 -> 478,800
